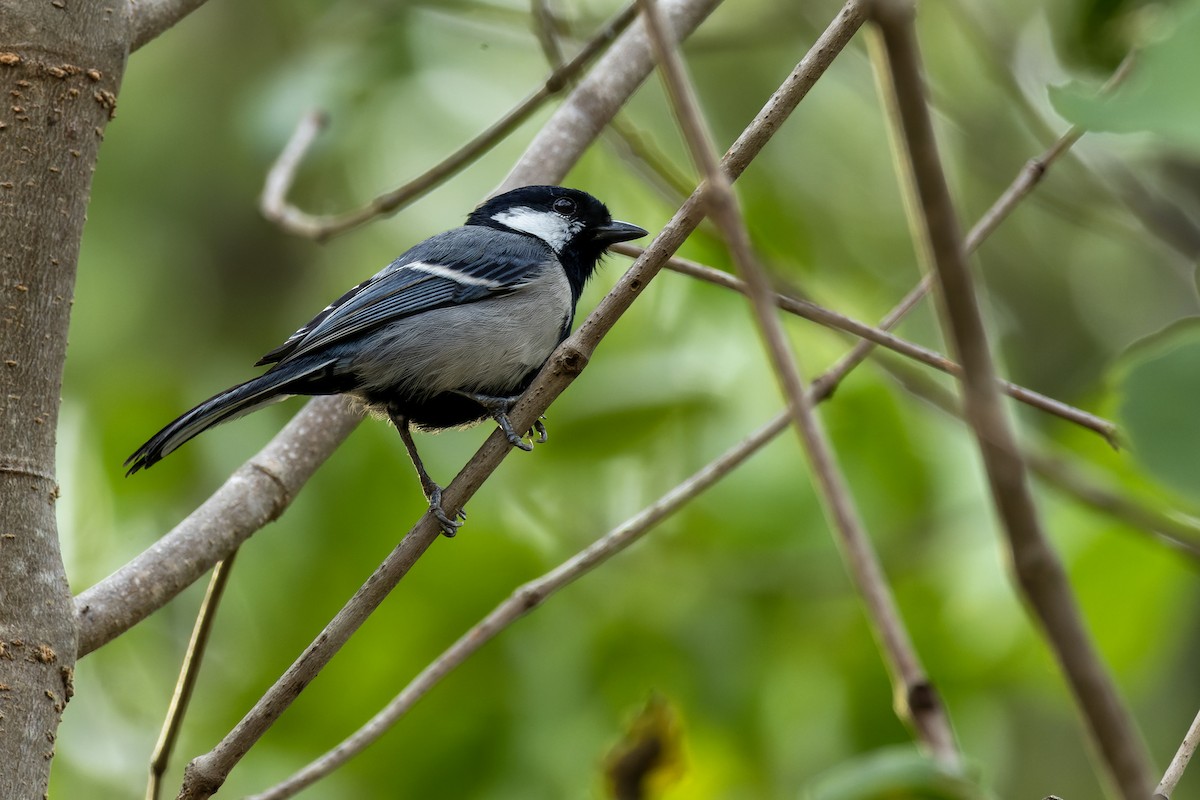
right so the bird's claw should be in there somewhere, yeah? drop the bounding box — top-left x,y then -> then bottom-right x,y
427,485 -> 465,537
494,411 -> 534,451
497,412 -> 548,450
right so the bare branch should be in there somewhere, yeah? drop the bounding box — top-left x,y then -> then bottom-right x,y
1155,708 -> 1200,799
176,6 -> 864,795
246,412 -> 792,800
616,244 -> 1118,444
640,0 -> 959,768
867,1 -> 1152,795
531,0 -> 565,69
259,2 -> 640,241
146,552 -> 239,800
129,0 -> 213,51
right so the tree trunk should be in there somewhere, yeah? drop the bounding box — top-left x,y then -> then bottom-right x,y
0,1 -> 127,795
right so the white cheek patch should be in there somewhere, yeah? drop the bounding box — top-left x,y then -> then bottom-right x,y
491,207 -> 583,252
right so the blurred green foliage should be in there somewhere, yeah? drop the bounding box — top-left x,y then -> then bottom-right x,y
52,0 -> 1200,798
1051,0 -> 1200,147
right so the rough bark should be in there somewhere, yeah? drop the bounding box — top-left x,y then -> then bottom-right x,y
0,1 -> 127,796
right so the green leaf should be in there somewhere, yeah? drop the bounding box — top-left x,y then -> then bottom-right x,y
1048,3 -> 1200,149
1115,320 -> 1200,502
803,747 -> 988,800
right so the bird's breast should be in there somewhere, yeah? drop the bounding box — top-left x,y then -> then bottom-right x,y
351,261 -> 574,400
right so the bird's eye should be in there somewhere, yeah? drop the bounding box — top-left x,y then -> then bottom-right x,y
552,197 -> 577,216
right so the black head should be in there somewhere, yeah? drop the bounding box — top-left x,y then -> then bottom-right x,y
467,185 -> 647,299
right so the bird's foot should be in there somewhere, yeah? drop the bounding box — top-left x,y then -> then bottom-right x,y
426,484 -> 465,538
456,392 -> 546,452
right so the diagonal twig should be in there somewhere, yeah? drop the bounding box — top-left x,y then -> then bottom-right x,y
260,2 -> 639,241
1155,707 -> 1200,799
867,1 -> 1153,795
639,0 -> 959,768
616,244 -> 1118,444
146,552 -> 239,800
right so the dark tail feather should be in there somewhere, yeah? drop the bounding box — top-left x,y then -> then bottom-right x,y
125,358 -> 338,475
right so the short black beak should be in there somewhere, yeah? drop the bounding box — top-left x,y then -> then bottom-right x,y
591,220 -> 648,245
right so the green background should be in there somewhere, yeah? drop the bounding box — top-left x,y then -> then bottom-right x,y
52,0 -> 1200,797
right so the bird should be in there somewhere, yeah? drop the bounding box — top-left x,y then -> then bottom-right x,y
125,185 -> 648,536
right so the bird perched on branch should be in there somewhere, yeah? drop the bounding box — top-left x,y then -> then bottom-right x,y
126,185 -> 647,536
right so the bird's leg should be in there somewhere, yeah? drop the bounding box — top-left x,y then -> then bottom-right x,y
389,409 -> 463,537
454,391 -> 547,451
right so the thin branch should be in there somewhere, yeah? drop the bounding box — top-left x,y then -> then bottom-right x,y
615,244 -> 1118,444
1155,708 -> 1200,799
531,0 -> 565,69
129,0 -> 213,52
867,2 -> 1152,796
246,412 -> 791,800
259,2 -> 640,241
606,116 -> 697,202
146,552 -> 239,800
640,0 -> 959,769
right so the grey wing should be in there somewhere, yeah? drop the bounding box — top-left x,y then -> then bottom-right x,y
257,228 -> 550,366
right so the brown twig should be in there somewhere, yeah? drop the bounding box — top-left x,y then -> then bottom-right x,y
259,2 -> 640,241
640,0 -> 959,768
531,0 -> 565,69
606,116 -> 697,203
244,412 -> 792,800
615,244 -> 1118,444
1155,708 -> 1200,799
146,551 -> 239,800
867,1 -> 1153,795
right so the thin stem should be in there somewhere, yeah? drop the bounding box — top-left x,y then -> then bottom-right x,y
1155,708 -> 1200,799
615,244 -> 1118,445
259,2 -> 639,241
640,0 -> 959,768
867,1 -> 1152,795
146,551 -> 239,800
